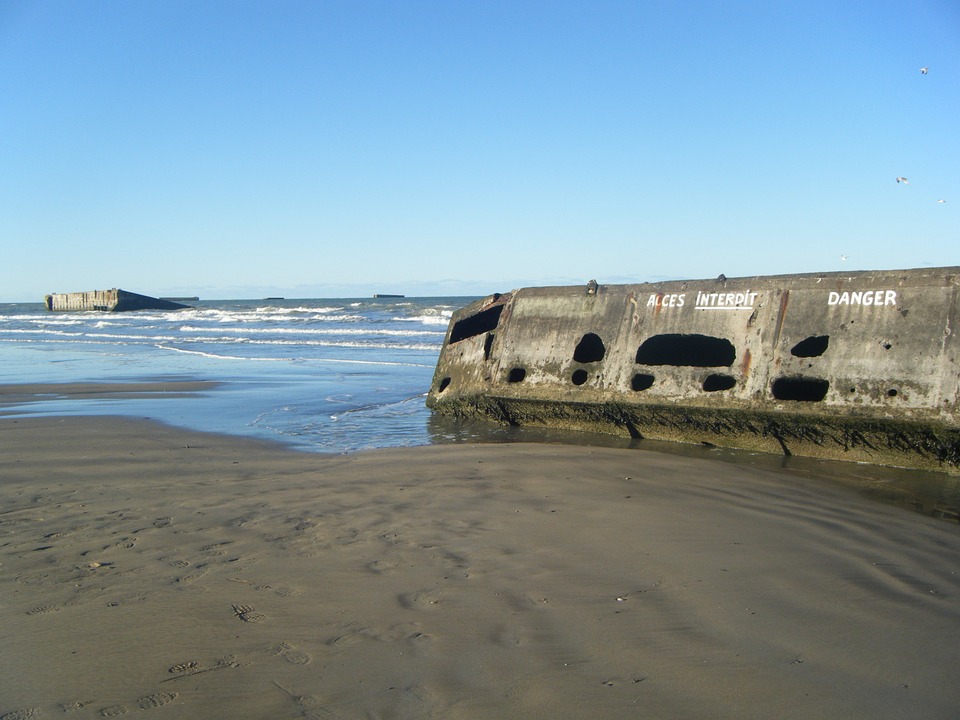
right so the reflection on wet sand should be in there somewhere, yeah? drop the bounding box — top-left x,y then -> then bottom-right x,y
427,414 -> 960,524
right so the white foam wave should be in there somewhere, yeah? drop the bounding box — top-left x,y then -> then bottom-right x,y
254,305 -> 346,315
174,307 -> 359,324
177,325 -> 443,337
155,345 -> 272,361
156,344 -> 433,367
82,332 -> 181,342
396,314 -> 451,326
393,308 -> 454,325
30,318 -> 86,326
0,328 -> 83,337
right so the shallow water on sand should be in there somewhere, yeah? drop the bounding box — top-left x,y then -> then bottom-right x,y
0,297 -> 463,451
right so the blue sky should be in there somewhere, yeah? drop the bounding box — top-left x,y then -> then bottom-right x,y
1,1 -> 957,302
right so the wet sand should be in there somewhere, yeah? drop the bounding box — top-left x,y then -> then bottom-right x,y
0,382 -> 219,409
2,412 -> 959,719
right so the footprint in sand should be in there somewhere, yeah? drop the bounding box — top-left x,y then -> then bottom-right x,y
397,589 -> 442,609
26,605 -> 61,615
272,642 -> 311,665
201,542 -> 232,556
273,586 -> 302,598
137,691 -> 178,710
99,705 -> 128,717
273,682 -> 340,720
175,569 -> 207,584
0,709 -> 41,720
232,604 -> 266,623
162,657 -> 243,683
61,700 -> 94,712
167,661 -> 200,676
366,558 -> 398,574
152,517 -> 172,528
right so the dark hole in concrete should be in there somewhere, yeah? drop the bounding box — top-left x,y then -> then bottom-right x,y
573,333 -> 606,363
450,305 -> 504,344
703,374 -> 736,392
882,342 -> 892,350
791,335 -> 829,358
636,334 -> 736,367
507,368 -> 526,383
483,334 -> 495,361
631,373 -> 655,391
438,377 -> 451,393
887,388 -> 898,397
772,376 -> 829,402
572,369 -> 588,385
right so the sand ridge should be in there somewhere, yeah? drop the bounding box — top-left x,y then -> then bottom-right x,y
1,416 -> 959,719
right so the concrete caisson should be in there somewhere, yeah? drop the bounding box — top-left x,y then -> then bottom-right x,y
426,267 -> 960,472
44,289 -> 191,312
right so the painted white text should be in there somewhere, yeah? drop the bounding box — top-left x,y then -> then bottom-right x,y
827,290 -> 897,307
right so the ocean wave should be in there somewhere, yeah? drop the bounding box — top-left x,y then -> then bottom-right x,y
81,332 -> 181,342
28,318 -> 87,326
395,314 -> 452,326
0,328 -> 81,336
0,337 -> 146,347
175,308 -> 360,324
240,338 -> 439,351
156,344 -> 434,367
253,305 -> 346,314
393,307 -> 454,325
328,393 -> 429,421
154,345 -> 287,361
177,325 -> 443,337
2,329 -> 441,351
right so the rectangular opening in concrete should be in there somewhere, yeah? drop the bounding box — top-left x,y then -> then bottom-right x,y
636,334 -> 736,367
449,305 -> 504,344
772,376 -> 829,401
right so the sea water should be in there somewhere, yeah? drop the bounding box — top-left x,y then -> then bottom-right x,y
0,297 -> 481,452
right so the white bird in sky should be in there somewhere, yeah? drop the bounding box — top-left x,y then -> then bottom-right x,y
920,66 -> 929,74
938,199 -> 946,203
896,177 -> 909,184
840,254 -> 848,262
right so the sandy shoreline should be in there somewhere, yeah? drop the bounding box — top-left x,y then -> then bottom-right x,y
2,412 -> 959,719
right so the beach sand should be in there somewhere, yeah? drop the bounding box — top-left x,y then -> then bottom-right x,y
2,410 -> 959,719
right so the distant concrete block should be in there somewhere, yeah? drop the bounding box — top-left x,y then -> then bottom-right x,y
44,289 -> 191,312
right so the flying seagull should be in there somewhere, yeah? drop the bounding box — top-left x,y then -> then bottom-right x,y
896,177 -> 909,184
938,199 -> 946,203
840,254 -> 848,262
920,66 -> 928,74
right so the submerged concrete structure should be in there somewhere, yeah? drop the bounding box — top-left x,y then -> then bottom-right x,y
427,267 -> 960,472
45,289 -> 191,312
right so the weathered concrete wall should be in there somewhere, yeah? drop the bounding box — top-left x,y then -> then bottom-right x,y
427,267 -> 960,472
45,289 -> 190,312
